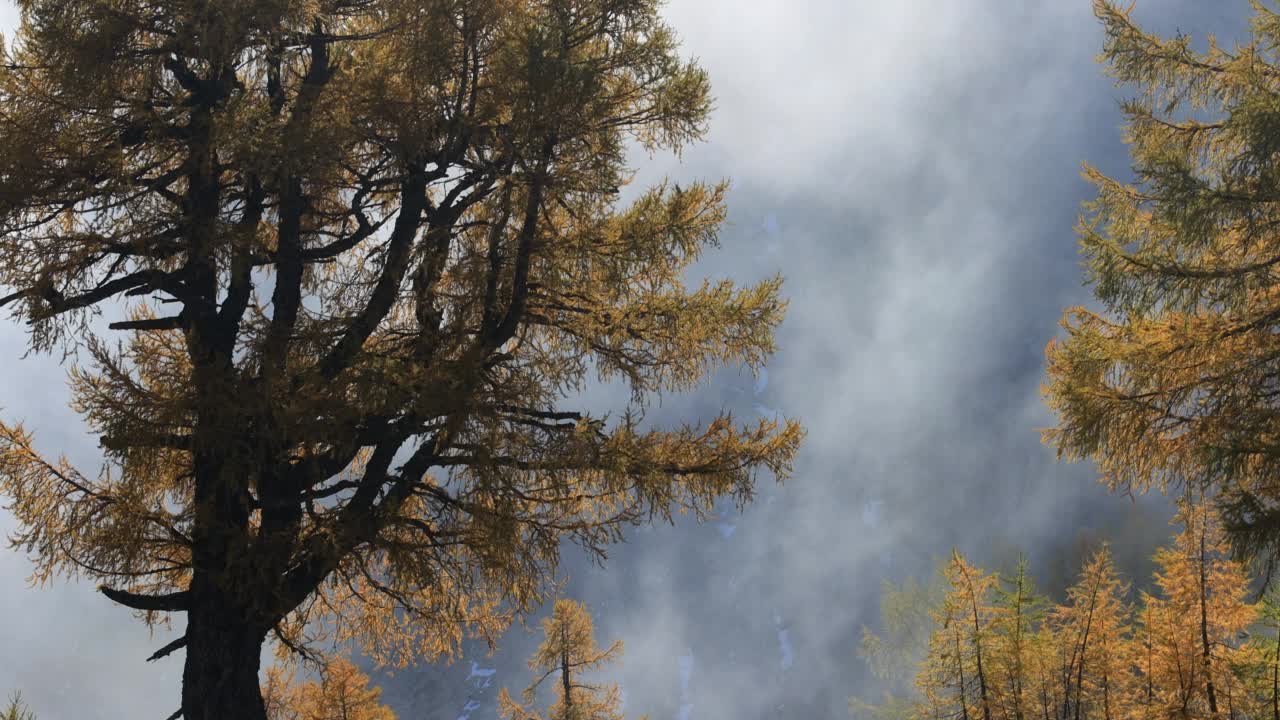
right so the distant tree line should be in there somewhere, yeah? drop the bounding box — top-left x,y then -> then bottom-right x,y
854,499 -> 1280,720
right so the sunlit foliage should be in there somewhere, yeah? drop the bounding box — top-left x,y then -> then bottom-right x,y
853,502 -> 1266,720
263,656 -> 396,720
1044,0 -> 1280,569
498,598 -> 640,720
0,0 -> 802,717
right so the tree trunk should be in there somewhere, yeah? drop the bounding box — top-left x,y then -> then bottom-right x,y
1199,503 -> 1219,717
1272,624 -> 1279,720
181,603 -> 268,720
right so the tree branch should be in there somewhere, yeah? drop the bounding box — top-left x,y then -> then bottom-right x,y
146,635 -> 188,662
316,169 -> 430,380
109,316 -> 183,331
98,585 -> 191,612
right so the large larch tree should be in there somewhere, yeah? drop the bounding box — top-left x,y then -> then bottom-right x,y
1042,0 -> 1280,567
0,1 -> 803,718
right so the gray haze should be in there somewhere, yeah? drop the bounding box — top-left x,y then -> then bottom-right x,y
0,1 -> 1254,718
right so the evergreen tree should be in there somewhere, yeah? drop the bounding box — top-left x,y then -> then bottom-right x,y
0,1 -> 803,717
1238,590 -> 1280,720
498,598 -> 637,720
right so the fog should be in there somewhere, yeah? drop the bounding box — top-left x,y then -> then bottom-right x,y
0,1 -> 1254,718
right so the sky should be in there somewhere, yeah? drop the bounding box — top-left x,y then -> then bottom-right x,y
0,1 -> 1258,719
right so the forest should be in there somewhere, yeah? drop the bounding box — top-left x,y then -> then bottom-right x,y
3,0 -> 1280,718
854,501 -> 1276,720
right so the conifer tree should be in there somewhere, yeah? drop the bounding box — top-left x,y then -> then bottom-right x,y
498,598 -> 636,720
0,693 -> 35,720
1239,591 -> 1280,720
1041,0 -> 1280,567
1026,622 -> 1063,720
991,558 -> 1049,720
263,657 -> 397,720
1130,602 -> 1159,720
1137,500 -> 1258,720
916,552 -> 999,720
917,593 -> 972,720
0,1 -> 803,718
864,513 -> 1275,720
1050,547 -> 1132,720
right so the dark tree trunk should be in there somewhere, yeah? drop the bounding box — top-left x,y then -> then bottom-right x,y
181,602 -> 268,720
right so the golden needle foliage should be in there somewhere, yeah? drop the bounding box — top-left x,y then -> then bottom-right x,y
855,501 -> 1267,720
1043,0 -> 1280,566
498,598 -> 640,720
0,0 -> 802,717
262,656 -> 396,720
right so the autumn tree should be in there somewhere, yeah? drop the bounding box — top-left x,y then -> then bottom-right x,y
1025,619 -> 1063,720
1041,0 -> 1280,567
1050,546 -> 1132,720
0,693 -> 35,720
861,513 -> 1274,720
990,557 -> 1050,720
262,656 -> 396,720
497,598 -> 634,720
1238,590 -> 1280,720
915,552 -> 1000,720
1139,499 -> 1259,720
0,1 -> 803,719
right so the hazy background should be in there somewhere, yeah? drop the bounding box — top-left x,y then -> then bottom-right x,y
0,1 -> 1254,718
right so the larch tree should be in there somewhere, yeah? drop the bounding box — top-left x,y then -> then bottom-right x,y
1240,590 -> 1280,720
1139,499 -> 1259,720
1041,0 -> 1280,568
861,517 -> 1280,720
497,598 -> 634,720
952,552 -> 999,720
990,557 -> 1049,720
1050,546 -> 1132,720
262,656 -> 397,720
916,590 -> 970,720
1026,620 -> 1064,720
916,552 -> 999,720
0,1 -> 803,718
0,693 -> 35,720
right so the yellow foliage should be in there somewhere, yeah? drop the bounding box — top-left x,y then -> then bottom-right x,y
498,598 -> 634,720
862,505 -> 1267,720
0,0 -> 802,716
263,657 -> 396,720
1043,0 -> 1280,565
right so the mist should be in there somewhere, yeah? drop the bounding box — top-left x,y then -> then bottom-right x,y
0,1 -> 1257,719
